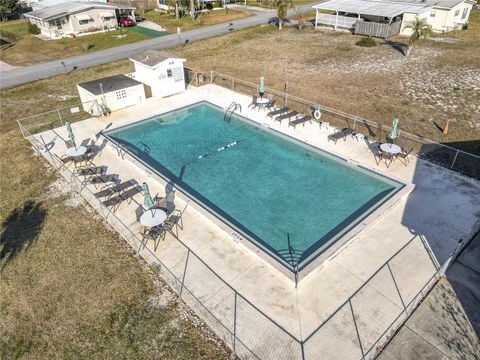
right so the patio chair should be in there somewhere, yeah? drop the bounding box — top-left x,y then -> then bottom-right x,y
65,140 -> 75,149
364,137 -> 382,165
288,115 -> 312,129
265,99 -> 276,111
85,139 -> 98,155
381,151 -> 395,168
76,165 -> 105,177
274,111 -> 299,124
267,107 -> 289,119
249,95 -> 259,110
162,210 -> 183,238
102,185 -> 141,211
87,174 -> 118,186
327,128 -> 355,144
94,180 -> 135,198
155,196 -> 168,212
397,147 -> 414,166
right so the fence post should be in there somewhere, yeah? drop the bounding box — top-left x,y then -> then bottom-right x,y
233,291 -> 238,356
210,70 -> 213,83
386,262 -> 406,310
195,72 -> 199,86
17,120 -> 25,138
178,249 -> 191,298
450,150 -> 459,169
232,78 -> 235,91
349,299 -> 365,358
57,109 -> 63,126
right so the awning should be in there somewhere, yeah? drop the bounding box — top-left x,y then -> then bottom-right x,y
313,0 -> 431,18
76,14 -> 92,21
101,12 -> 115,18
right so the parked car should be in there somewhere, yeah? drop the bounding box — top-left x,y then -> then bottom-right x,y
118,17 -> 136,27
134,14 -> 144,22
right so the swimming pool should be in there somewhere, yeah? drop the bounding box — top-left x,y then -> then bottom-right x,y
105,101 -> 403,272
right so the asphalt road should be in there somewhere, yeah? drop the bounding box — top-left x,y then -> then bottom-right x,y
0,3 -> 317,89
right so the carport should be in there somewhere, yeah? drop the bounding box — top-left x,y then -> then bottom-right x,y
313,0 -> 431,37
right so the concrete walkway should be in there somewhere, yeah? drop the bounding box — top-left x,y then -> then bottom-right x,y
30,84 -> 480,359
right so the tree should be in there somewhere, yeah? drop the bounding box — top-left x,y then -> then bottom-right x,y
0,0 -> 18,21
404,17 -> 432,56
274,0 -> 293,30
190,0 -> 195,20
175,0 -> 179,20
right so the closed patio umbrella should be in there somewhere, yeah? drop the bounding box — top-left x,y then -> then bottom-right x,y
142,182 -> 155,210
389,116 -> 399,141
259,76 -> 265,98
66,121 -> 75,146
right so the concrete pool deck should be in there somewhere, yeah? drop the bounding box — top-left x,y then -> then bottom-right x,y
34,84 -> 480,357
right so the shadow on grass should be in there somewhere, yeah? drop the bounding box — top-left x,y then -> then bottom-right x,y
0,201 -> 47,270
385,40 -> 407,56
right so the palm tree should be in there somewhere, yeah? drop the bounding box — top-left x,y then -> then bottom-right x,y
190,0 -> 195,20
404,17 -> 433,56
274,0 -> 293,30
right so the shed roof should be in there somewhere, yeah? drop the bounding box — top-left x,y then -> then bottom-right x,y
130,50 -> 186,69
25,1 -> 133,21
78,74 -> 142,95
313,0 -> 432,17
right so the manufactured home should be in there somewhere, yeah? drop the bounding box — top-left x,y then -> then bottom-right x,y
313,0 -> 475,38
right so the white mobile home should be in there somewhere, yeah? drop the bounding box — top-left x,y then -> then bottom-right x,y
313,0 -> 475,37
77,74 -> 146,116
129,50 -> 186,98
24,1 -> 135,39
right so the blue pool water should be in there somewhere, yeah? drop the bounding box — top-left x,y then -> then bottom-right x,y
106,102 -> 401,270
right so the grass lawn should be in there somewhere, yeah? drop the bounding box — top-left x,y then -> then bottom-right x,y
168,11 -> 480,152
0,20 -> 150,66
139,8 -> 252,33
0,61 -> 230,359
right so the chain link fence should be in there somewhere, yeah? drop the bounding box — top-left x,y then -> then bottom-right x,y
186,70 -> 480,180
17,93 -> 462,360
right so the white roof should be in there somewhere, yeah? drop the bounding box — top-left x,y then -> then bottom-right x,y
25,1 -> 133,21
313,0 -> 432,17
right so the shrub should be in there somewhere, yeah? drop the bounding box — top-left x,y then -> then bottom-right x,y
27,22 -> 40,35
81,41 -> 91,50
356,36 -> 377,47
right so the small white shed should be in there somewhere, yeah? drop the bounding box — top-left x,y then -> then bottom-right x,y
77,74 -> 146,116
129,50 -> 186,98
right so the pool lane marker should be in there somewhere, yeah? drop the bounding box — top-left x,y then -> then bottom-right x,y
198,141 -> 238,159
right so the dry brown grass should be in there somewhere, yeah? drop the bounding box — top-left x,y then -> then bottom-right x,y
170,13 -> 479,151
0,61 -> 230,359
140,8 -> 252,33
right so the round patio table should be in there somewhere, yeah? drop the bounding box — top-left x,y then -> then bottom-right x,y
66,146 -> 87,157
257,98 -> 269,105
140,208 -> 167,228
380,143 -> 401,155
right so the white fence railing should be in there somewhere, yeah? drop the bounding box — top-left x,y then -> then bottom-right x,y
315,13 -> 357,29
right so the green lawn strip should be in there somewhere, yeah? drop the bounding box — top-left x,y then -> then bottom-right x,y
130,25 -> 170,38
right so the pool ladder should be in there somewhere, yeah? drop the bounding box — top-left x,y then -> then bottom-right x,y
224,102 -> 242,123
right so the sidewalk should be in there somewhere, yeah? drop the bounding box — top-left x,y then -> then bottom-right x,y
379,229 -> 480,360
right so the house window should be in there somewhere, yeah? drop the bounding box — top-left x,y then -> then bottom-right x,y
167,69 -> 173,78
173,67 -> 183,82
48,19 -> 63,28
461,8 -> 468,20
430,11 -> 436,18
79,19 -> 91,25
454,10 -> 460,17
116,89 -> 127,100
